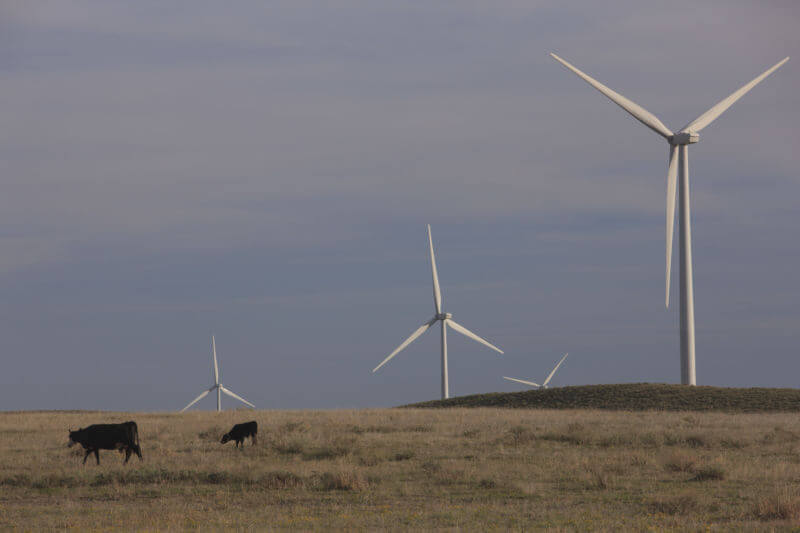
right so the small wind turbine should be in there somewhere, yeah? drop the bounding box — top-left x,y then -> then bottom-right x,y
180,336 -> 255,412
504,353 -> 569,389
551,53 -> 789,385
373,225 -> 504,399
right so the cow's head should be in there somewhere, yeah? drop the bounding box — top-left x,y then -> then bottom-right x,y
68,428 -> 82,447
220,433 -> 231,444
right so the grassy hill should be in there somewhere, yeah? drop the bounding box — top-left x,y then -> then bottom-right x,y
408,383 -> 800,412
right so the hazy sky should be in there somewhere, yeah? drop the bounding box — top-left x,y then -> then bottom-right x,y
2,1 -> 798,411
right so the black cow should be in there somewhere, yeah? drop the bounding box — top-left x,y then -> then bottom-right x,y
221,421 -> 258,448
68,421 -> 143,465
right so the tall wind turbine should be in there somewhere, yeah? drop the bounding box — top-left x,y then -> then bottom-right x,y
551,53 -> 789,385
504,353 -> 569,389
372,225 -> 504,399
180,336 -> 255,412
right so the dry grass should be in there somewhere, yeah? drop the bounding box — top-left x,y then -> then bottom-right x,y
1,408 -> 800,529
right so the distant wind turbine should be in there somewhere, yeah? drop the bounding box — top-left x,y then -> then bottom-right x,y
373,225 -> 504,399
504,353 -> 569,389
551,53 -> 789,385
180,336 -> 255,412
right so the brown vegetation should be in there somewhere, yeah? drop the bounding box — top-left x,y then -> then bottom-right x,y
1,408 -> 799,529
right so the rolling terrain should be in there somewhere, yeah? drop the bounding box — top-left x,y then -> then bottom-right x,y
410,383 -> 800,412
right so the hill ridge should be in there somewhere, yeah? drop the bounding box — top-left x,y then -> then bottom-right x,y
406,383 -> 800,412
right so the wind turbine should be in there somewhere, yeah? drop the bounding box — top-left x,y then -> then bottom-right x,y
550,53 -> 789,385
504,353 -> 569,389
180,336 -> 255,412
372,225 -> 504,399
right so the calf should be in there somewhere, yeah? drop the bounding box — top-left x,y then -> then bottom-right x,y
221,421 -> 258,448
68,422 -> 143,465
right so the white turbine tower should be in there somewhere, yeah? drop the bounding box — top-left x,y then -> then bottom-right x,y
180,336 -> 255,412
373,225 -> 504,399
504,353 -> 569,389
551,53 -> 789,386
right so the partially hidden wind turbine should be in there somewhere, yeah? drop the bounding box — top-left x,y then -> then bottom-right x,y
372,225 -> 504,399
551,53 -> 789,386
180,336 -> 256,412
504,353 -> 569,389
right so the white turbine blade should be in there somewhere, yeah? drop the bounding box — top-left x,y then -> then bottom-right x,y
446,319 -> 504,354
373,317 -> 437,373
221,386 -> 255,408
682,57 -> 789,133
543,353 -> 569,387
503,376 -> 540,388
665,145 -> 678,308
180,388 -> 211,412
550,53 -> 672,139
427,225 -> 442,314
212,335 -> 219,385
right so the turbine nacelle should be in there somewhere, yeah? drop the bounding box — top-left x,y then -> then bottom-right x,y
669,132 -> 699,146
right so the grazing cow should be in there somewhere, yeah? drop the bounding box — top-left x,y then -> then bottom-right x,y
221,421 -> 258,448
68,421 -> 143,465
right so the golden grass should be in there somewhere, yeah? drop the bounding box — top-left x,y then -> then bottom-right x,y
1,408 -> 800,529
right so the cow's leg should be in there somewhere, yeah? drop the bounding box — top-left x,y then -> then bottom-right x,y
124,448 -> 131,464
135,444 -> 143,461
252,434 -> 258,446
94,449 -> 100,465
83,450 -> 91,465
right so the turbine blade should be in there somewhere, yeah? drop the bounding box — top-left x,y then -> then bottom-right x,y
221,386 -> 255,408
446,319 -> 504,354
503,376 -> 540,387
543,353 -> 569,387
212,335 -> 219,385
665,145 -> 679,308
373,317 -> 437,373
682,57 -> 789,133
180,388 -> 211,412
428,225 -> 442,314
550,53 -> 672,139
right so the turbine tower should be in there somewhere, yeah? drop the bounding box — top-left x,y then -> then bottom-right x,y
373,225 -> 504,399
504,353 -> 569,389
180,336 -> 255,412
551,53 -> 789,385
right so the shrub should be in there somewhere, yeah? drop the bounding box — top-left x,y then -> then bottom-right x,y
664,453 -> 697,473
198,427 -> 223,441
272,438 -> 304,455
280,421 -> 309,433
685,435 -> 706,448
478,478 -> 497,489
301,445 -> 349,461
507,426 -> 536,446
392,451 -> 414,461
649,495 -> 698,515
753,490 -> 800,521
691,465 -> 725,481
258,471 -> 305,490
586,467 -> 608,490
315,471 -> 368,491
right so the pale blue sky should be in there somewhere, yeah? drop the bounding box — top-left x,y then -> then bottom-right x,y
1,1 -> 798,410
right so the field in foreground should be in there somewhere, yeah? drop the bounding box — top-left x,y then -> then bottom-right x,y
2,408 -> 800,529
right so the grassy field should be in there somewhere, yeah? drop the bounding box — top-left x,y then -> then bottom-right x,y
2,407 -> 800,529
411,383 -> 800,412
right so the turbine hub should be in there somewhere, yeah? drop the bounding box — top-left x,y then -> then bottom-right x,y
669,132 -> 699,145
436,313 -> 452,320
